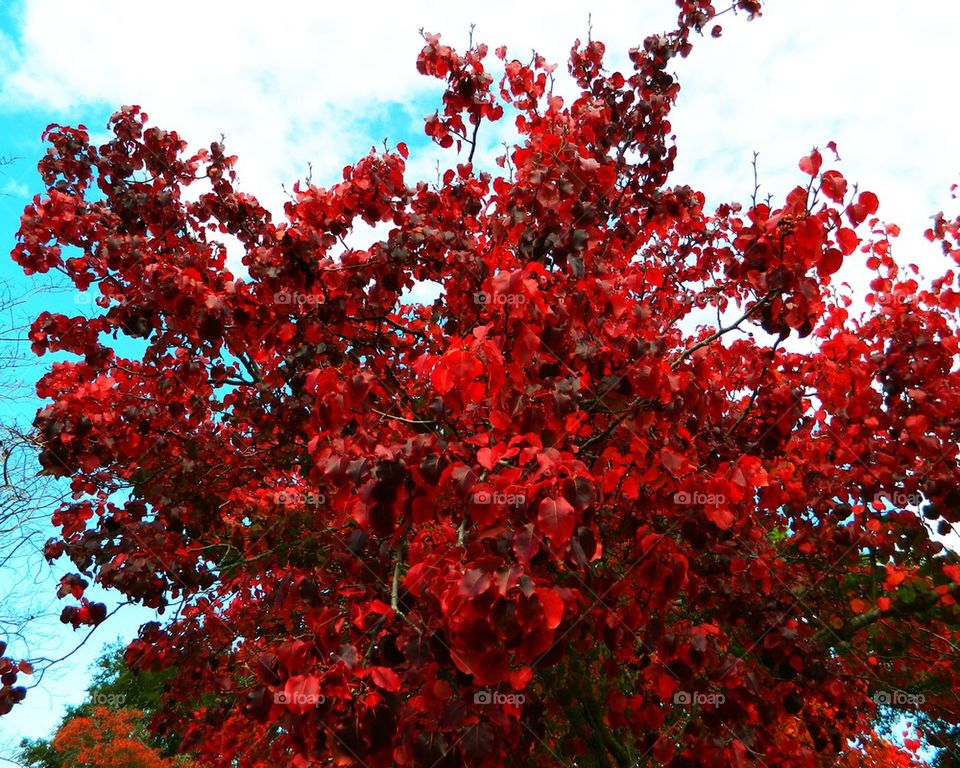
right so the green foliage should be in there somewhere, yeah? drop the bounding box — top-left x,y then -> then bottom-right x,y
18,641 -> 178,767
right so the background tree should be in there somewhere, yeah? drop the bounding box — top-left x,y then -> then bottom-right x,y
18,643 -> 191,768
30,707 -> 185,768
8,0 -> 960,765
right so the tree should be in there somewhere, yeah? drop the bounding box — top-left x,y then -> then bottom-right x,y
34,706 -> 186,768
18,643 -> 190,768
8,0 -> 960,765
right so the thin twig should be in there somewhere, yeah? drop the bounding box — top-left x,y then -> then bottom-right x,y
371,409 -> 437,426
670,290 -> 780,370
390,557 -> 401,612
467,118 -> 482,165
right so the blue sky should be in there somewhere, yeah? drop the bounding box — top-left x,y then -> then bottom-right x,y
2,0 -> 960,757
0,106 -> 138,751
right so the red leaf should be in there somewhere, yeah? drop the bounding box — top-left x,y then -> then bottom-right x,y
562,475 -> 596,512
459,568 -> 491,597
477,446 -> 495,470
820,170 -> 847,203
799,150 -> 822,177
451,465 -> 477,497
535,587 -> 564,630
282,675 -> 323,715
859,190 -> 879,215
537,497 -> 575,548
645,267 -> 664,288
513,524 -> 541,564
432,349 -> 484,396
818,248 -> 843,277
660,448 -> 685,476
369,666 -> 402,692
277,640 -> 313,675
653,669 -> 677,700
704,506 -> 735,531
836,228 -> 859,256
278,323 -> 297,343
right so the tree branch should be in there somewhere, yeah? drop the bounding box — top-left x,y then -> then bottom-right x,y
728,334 -> 783,435
671,290 -> 780,370
371,409 -> 437,426
811,581 -> 960,647
467,118 -> 481,164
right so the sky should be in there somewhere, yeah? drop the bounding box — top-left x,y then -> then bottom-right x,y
0,0 -> 959,756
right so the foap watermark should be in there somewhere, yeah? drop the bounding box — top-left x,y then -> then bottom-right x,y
673,690 -> 725,707
873,690 -> 925,707
90,692 -> 127,708
679,290 -> 712,310
873,491 -> 922,509
673,491 -> 725,506
474,291 -> 526,307
472,490 -> 525,506
274,690 -> 326,706
870,292 -> 915,309
273,490 -> 327,507
474,690 -> 525,706
73,292 -> 101,307
274,291 -> 321,306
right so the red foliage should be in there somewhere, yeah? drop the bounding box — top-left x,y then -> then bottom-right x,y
11,0 -> 960,765
50,707 -> 187,768
0,641 -> 29,717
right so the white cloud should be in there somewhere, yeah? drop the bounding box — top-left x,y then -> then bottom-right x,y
0,0 -> 673,208
3,0 -> 957,435
668,2 -> 960,284
0,178 -> 27,198
4,1 -> 956,293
